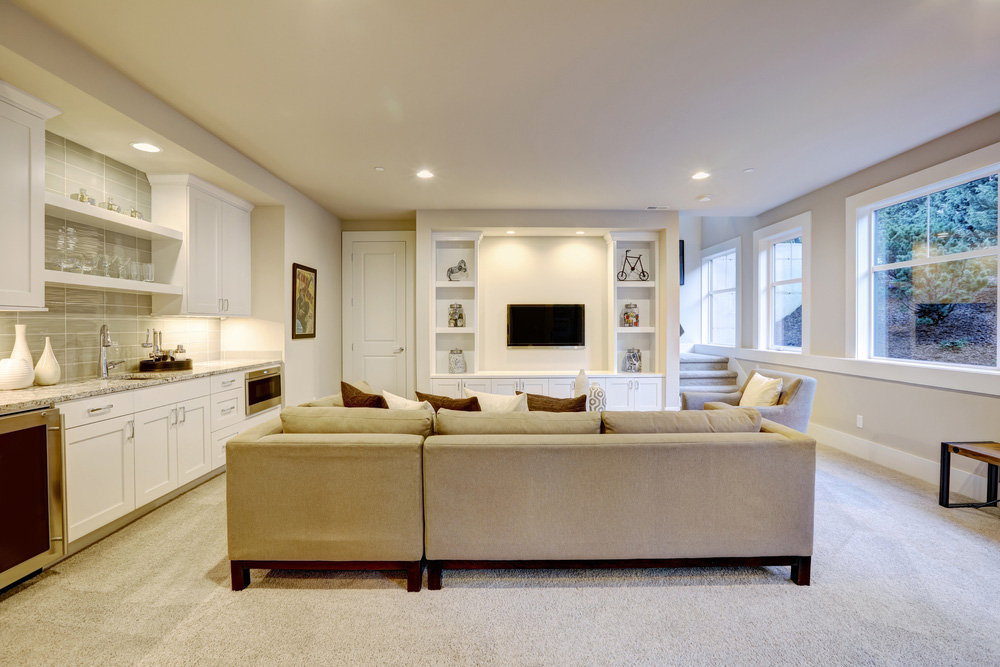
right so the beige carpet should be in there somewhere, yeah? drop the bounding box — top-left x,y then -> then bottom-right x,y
2,444 -> 999,666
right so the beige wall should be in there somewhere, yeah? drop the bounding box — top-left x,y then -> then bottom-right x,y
341,220 -> 415,232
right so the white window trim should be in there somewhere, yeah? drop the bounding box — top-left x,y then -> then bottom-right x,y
753,212 -> 811,353
700,237 -> 741,347
846,140 -> 1000,365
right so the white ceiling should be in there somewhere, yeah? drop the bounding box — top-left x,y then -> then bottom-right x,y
9,0 -> 1000,220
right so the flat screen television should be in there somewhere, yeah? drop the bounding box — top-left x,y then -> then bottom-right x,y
507,304 -> 585,348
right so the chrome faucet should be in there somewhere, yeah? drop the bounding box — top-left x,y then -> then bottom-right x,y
143,329 -> 171,361
99,324 -> 126,378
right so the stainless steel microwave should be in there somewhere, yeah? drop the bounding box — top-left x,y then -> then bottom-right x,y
245,366 -> 282,416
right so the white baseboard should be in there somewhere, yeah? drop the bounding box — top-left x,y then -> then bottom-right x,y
807,422 -> 992,501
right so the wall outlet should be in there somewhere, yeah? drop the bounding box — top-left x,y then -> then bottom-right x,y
856,415 -> 864,429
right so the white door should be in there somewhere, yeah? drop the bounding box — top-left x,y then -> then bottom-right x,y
65,415 -> 135,542
349,240 -> 408,395
604,377 -> 633,411
186,188 -> 223,315
176,395 -> 212,485
633,378 -> 662,411
221,201 -> 251,316
133,405 -> 177,506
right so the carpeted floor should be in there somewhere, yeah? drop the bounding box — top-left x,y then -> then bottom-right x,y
1,443 -> 999,666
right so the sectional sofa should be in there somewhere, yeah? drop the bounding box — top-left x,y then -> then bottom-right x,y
226,406 -> 816,592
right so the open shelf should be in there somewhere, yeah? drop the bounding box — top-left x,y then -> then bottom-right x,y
43,269 -> 183,296
616,327 -> 655,334
435,280 -> 476,289
45,192 -> 182,242
435,327 -> 476,334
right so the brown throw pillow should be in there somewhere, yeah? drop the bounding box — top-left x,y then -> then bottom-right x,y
341,381 -> 388,408
516,391 -> 587,412
414,391 -> 481,413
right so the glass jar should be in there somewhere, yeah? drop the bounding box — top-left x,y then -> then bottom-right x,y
448,303 -> 459,327
623,348 -> 642,373
455,303 -> 465,327
448,349 -> 467,374
623,303 -> 639,327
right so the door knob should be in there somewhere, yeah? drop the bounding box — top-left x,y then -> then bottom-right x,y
395,347 -> 404,353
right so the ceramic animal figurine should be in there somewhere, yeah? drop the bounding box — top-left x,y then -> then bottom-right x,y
446,259 -> 468,281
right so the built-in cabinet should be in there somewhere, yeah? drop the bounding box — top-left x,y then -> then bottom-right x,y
603,376 -> 662,411
60,367 -> 280,545
607,231 -> 659,375
0,81 -> 60,310
431,232 -> 481,375
148,174 -> 253,316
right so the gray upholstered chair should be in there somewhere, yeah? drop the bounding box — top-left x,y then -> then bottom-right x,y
681,369 -> 817,433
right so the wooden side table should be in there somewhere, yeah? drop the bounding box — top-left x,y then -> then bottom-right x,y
939,442 -> 1000,509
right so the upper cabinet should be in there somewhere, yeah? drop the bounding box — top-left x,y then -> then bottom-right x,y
148,174 -> 253,316
0,82 -> 60,310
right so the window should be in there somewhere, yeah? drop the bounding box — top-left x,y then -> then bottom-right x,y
866,173 -> 998,368
754,212 -> 810,352
701,238 -> 740,346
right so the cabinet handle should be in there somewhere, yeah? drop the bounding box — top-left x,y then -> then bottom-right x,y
222,379 -> 236,387
222,406 -> 236,415
171,408 -> 178,425
179,406 -> 186,424
127,420 -> 134,440
219,298 -> 224,312
224,298 -> 229,311
88,404 -> 113,415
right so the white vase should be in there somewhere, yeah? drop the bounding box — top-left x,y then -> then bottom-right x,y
34,336 -> 60,386
11,324 -> 34,382
0,357 -> 35,390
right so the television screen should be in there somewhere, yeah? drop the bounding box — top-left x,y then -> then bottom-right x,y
507,304 -> 585,348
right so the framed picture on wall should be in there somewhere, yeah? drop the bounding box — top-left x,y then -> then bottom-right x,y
292,263 -> 317,339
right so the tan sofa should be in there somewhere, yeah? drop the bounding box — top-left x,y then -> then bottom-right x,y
226,406 -> 816,592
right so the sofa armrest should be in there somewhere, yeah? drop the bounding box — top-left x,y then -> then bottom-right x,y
226,434 -> 425,562
684,391 -> 740,410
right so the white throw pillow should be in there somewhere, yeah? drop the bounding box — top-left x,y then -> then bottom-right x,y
462,387 -> 529,412
382,390 -> 433,411
739,373 -> 783,407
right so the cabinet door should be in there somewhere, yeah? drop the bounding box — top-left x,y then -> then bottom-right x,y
65,415 -> 135,543
429,378 -> 462,398
520,378 -> 549,395
633,378 -> 662,411
176,395 -> 212,486
462,378 -> 491,394
490,378 -> 519,395
133,405 -> 177,506
212,427 -> 240,470
221,202 -> 251,316
603,377 -> 633,411
547,378 -> 576,399
0,101 -> 44,309
186,188 -> 223,314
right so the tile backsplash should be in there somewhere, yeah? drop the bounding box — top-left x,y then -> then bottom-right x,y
0,285 -> 221,382
44,132 -> 153,222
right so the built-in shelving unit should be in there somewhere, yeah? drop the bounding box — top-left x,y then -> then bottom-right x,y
42,269 -> 183,295
45,192 -> 182,242
607,231 -> 659,374
431,231 -> 481,375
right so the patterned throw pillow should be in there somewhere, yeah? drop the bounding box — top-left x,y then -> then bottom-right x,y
516,392 -> 587,412
341,381 -> 388,408
414,391 -> 482,413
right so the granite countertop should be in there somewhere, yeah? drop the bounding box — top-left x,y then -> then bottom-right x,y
0,359 -> 282,415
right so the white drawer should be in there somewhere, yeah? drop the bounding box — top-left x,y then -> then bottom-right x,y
133,377 -> 211,412
211,387 -> 245,431
60,392 -> 134,430
211,372 -> 243,394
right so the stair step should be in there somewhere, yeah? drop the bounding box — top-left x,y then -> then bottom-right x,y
678,362 -> 729,371
679,384 -> 740,394
679,370 -> 737,379
679,352 -> 729,364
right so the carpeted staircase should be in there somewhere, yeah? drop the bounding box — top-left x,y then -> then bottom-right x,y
679,352 -> 738,398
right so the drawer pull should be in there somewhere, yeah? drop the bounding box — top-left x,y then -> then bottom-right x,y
88,405 -> 113,415
222,379 -> 236,387
221,406 -> 236,415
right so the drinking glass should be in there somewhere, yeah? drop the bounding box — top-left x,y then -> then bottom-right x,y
81,253 -> 99,275
142,263 -> 155,282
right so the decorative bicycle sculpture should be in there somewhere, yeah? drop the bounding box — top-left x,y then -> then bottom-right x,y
617,251 -> 649,281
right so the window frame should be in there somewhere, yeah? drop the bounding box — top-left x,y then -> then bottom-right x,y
753,212 -> 811,353
700,237 -> 741,347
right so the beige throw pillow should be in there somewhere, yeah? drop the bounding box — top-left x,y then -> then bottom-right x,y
739,373 -> 783,407
462,387 -> 528,412
382,390 -> 434,411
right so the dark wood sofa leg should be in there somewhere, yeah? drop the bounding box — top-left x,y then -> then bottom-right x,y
406,562 -> 422,592
427,561 -> 443,590
231,561 -> 250,591
791,556 -> 811,586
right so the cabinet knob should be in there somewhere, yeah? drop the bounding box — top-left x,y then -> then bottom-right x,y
395,347 -> 404,353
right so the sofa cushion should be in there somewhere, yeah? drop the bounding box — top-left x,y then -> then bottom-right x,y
415,391 -> 482,413
739,373 -> 783,407
342,381 -> 388,409
601,408 -> 762,434
382,390 -> 434,411
463,387 -> 528,412
516,391 -> 587,412
300,380 -> 374,407
280,406 -> 433,436
434,409 -> 601,435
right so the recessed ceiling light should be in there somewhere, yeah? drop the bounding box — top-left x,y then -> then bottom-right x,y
374,166 -> 385,172
416,169 -> 434,179
692,171 -> 710,180
575,231 -> 585,235
696,194 -> 713,202
130,142 -> 161,153
743,168 -> 756,173
506,230 -> 516,235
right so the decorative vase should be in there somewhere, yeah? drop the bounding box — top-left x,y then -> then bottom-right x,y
448,349 -> 467,374
34,337 -> 60,386
574,369 -> 589,397
587,382 -> 606,412
0,357 -> 35,390
11,324 -> 34,383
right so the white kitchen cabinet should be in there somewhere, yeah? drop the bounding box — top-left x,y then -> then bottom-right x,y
133,405 -> 177,506
0,82 -> 59,310
429,378 -> 463,398
602,376 -> 662,411
65,415 -> 135,542
490,378 -> 549,395
461,378 -> 491,394
176,395 -> 212,485
547,378 -> 576,399
149,174 -> 253,316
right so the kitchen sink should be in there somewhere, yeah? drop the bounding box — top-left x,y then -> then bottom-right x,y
138,359 -> 193,372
